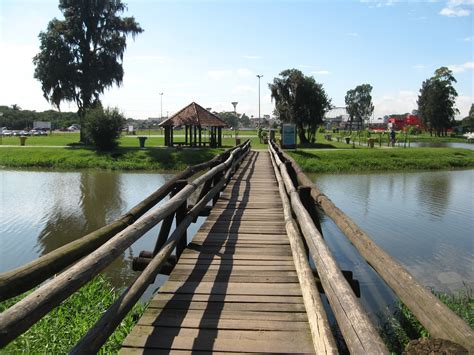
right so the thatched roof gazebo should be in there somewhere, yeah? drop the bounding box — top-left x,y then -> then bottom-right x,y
159,102 -> 227,148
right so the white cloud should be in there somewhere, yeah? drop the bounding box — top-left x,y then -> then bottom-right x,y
448,61 -> 474,73
207,68 -> 253,80
463,36 -> 473,41
456,95 -> 474,118
373,90 -> 418,117
236,68 -> 253,77
242,55 -> 262,60
347,32 -> 359,37
361,0 -> 399,7
207,69 -> 233,80
127,55 -> 167,64
413,64 -> 427,69
439,0 -> 473,17
232,85 -> 256,94
312,70 -> 331,75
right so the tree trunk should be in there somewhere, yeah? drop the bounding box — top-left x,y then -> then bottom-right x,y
297,125 -> 308,144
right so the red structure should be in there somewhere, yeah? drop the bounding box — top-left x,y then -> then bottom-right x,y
388,114 -> 424,131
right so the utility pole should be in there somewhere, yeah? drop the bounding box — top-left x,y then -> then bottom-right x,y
256,75 -> 263,126
159,92 -> 163,121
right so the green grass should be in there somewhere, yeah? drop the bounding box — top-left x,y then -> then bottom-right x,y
0,275 -> 145,354
1,129 -> 267,150
0,146 -> 224,171
379,286 -> 473,353
288,147 -> 474,174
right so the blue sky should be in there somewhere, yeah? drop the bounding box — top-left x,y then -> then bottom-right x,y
0,0 -> 472,120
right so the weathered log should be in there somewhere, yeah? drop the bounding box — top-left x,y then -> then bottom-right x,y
269,142 -> 389,354
0,144 -> 242,302
132,256 -> 176,275
277,144 -> 474,352
69,143 -> 250,354
0,143 -> 249,347
268,147 -> 337,354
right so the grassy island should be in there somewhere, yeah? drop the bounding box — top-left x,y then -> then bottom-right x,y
288,148 -> 474,174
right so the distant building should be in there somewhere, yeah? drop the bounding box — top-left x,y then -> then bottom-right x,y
324,107 -> 350,130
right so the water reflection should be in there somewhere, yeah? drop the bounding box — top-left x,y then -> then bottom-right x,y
311,169 -> 474,319
416,173 -> 451,219
0,170 -> 174,288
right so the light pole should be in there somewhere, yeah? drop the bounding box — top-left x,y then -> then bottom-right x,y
256,75 -> 263,126
159,92 -> 163,121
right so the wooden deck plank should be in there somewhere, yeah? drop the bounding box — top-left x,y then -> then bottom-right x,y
122,151 -> 316,354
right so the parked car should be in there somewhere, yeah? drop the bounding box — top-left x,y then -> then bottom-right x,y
2,129 -> 12,136
19,130 -> 30,136
67,124 -> 80,131
30,129 -> 48,136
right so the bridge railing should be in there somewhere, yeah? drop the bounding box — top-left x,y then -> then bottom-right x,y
0,140 -> 251,351
269,141 -> 389,354
269,140 -> 474,352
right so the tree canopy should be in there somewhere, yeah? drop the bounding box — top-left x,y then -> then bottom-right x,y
344,84 -> 374,132
0,105 -> 78,130
216,111 -> 240,129
417,67 -> 458,136
33,0 -> 143,141
269,69 -> 332,144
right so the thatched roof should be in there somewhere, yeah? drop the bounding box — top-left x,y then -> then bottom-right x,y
159,102 -> 227,127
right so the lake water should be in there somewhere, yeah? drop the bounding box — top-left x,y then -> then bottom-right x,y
310,169 -> 474,317
0,169 -> 206,301
400,141 -> 474,150
1,168 -> 472,321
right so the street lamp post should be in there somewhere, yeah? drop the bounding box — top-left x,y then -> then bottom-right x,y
256,75 -> 263,126
159,92 -> 163,121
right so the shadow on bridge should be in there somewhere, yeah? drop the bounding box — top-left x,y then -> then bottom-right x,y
141,151 -> 259,351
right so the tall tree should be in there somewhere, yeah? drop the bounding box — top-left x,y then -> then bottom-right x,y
269,69 -> 332,144
33,0 -> 143,142
417,67 -> 458,136
344,84 -> 374,132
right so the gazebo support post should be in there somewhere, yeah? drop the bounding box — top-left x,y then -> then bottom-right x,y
170,126 -> 174,147
185,126 -> 188,145
194,125 -> 197,147
218,127 -> 222,147
199,126 -> 202,147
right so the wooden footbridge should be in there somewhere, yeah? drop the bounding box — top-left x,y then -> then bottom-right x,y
0,140 -> 473,354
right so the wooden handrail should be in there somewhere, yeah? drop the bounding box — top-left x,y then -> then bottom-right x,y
0,142 -> 247,302
273,141 -> 474,352
0,141 -> 250,348
268,145 -> 337,354
70,141 -> 251,353
269,141 -> 389,354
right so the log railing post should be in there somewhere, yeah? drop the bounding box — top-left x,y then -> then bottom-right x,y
212,171 -> 224,206
174,180 -> 188,260
298,186 -> 324,236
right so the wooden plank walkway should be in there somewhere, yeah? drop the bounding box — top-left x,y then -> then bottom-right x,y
121,150 -> 315,354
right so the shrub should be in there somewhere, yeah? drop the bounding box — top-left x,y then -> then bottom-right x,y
84,107 -> 125,150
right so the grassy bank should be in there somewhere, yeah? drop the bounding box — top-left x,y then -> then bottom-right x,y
0,130 -> 269,149
288,148 -> 474,174
380,286 -> 473,353
0,275 -> 145,353
0,146 -> 223,171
